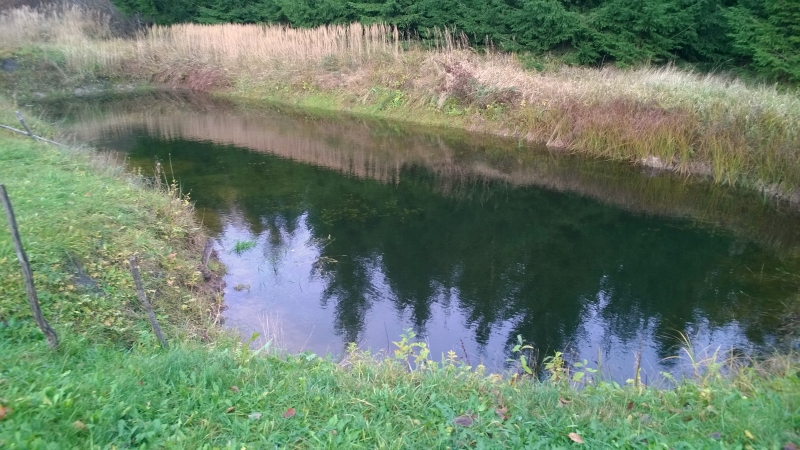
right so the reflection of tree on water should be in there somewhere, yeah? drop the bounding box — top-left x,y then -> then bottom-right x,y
320,255 -> 377,345
95,128 -> 799,369
223,156 -> 795,362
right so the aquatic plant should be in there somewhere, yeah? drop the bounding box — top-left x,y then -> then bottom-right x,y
232,239 -> 256,255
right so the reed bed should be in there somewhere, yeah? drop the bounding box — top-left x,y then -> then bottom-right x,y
140,22 -> 400,69
2,4 -> 799,192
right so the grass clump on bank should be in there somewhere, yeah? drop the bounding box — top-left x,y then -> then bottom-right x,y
2,4 -> 800,199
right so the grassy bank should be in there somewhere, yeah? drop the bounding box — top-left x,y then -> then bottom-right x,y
1,5 -> 800,201
4,333 -> 800,448
0,99 -> 224,344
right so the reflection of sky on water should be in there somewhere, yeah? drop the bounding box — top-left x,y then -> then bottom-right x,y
219,211 -> 763,380
220,212 -> 516,367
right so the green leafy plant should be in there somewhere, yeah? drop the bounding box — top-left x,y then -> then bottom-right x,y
232,239 -> 256,255
571,359 -> 598,384
511,334 -> 536,375
392,329 -> 432,370
543,351 -> 566,382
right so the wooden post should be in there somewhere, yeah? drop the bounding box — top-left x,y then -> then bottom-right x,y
15,111 -> 34,139
0,185 -> 59,349
129,256 -> 168,348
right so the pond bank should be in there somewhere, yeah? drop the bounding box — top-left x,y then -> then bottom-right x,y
0,100 -> 225,344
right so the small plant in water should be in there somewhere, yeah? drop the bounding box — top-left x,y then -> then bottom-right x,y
543,351 -> 567,382
511,334 -> 536,375
232,239 -> 256,255
393,329 -> 433,370
233,283 -> 250,292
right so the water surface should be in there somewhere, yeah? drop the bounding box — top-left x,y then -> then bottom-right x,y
46,92 -> 800,380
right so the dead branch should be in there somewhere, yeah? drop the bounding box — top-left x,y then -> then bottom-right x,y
0,184 -> 59,349
129,256 -> 168,348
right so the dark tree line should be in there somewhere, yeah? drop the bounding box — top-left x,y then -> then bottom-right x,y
111,0 -> 799,83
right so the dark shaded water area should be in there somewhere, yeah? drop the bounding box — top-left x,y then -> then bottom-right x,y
41,91 -> 800,380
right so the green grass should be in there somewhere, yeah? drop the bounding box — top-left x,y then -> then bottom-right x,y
2,332 -> 799,448
0,103 -> 222,345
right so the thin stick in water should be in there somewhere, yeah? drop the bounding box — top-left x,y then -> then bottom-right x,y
129,256 -> 168,348
384,321 -> 391,353
0,184 -> 59,349
460,338 -> 472,367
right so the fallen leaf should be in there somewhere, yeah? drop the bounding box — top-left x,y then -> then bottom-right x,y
707,432 -> 721,440
0,405 -> 11,420
745,430 -> 754,440
640,402 -> 649,409
626,401 -> 634,411
453,413 -> 476,427
225,406 -> 235,413
282,408 -> 296,419
558,397 -> 572,407
783,443 -> 799,450
72,420 -> 86,430
230,385 -> 240,393
247,412 -> 261,421
495,406 -> 509,421
568,432 -> 584,444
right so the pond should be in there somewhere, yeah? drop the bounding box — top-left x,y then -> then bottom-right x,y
43,91 -> 800,381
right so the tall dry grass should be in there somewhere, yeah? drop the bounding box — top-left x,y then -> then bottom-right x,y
2,4 -> 799,193
143,22 -> 400,66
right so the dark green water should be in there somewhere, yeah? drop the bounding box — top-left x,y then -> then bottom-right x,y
47,92 -> 800,380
